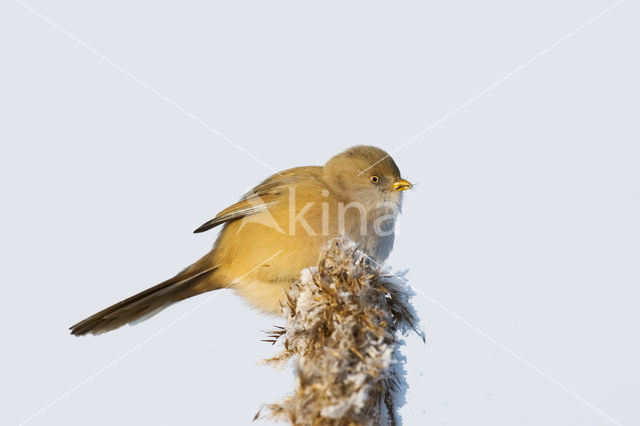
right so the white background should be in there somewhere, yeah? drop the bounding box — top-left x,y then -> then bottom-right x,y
1,1 -> 638,425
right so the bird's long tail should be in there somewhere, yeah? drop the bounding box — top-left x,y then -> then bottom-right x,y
70,262 -> 219,336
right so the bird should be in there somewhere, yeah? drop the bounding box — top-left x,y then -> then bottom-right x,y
70,145 -> 412,336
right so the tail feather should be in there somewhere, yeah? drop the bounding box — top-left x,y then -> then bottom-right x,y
70,265 -> 218,336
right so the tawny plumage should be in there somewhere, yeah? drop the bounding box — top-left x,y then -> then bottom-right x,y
70,145 -> 412,336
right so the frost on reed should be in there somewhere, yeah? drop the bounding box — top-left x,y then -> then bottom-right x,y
257,237 -> 424,425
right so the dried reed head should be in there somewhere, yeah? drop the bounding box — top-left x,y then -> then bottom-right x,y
258,237 -> 423,425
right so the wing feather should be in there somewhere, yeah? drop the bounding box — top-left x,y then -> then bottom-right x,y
193,166 -> 324,233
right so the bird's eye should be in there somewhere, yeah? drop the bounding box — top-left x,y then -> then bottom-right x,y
369,175 -> 380,184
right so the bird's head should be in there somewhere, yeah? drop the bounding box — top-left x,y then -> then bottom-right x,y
323,145 -> 412,207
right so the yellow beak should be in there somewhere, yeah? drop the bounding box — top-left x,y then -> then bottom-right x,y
392,179 -> 413,191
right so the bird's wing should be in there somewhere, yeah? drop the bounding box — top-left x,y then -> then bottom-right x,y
193,193 -> 279,233
193,166 -> 323,233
